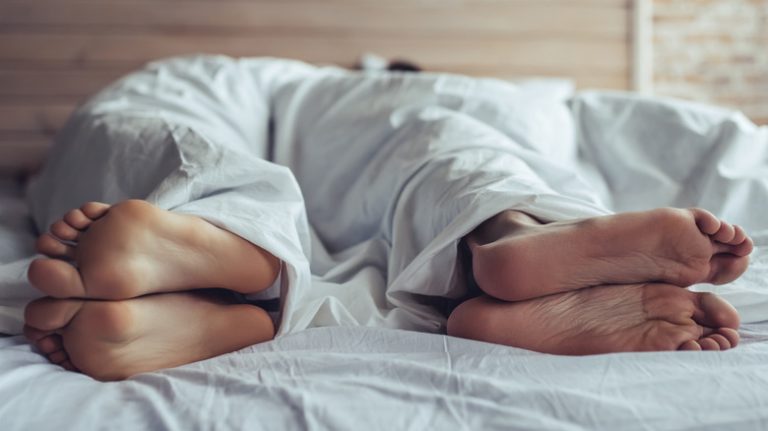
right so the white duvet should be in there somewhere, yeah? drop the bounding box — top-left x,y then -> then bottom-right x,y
1,56 -> 768,429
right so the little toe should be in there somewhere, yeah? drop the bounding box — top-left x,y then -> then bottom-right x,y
60,360 -> 77,371
679,340 -> 702,351
24,297 -> 84,332
27,258 -> 87,298
36,334 -> 63,354
50,220 -> 80,242
35,234 -> 75,259
80,202 -> 110,220
47,350 -> 68,364
731,235 -> 754,257
718,327 -> 740,347
63,209 -> 93,230
691,208 -> 721,235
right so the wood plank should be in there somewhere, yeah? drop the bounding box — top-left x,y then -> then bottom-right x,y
0,61 -> 627,102
0,70 -> 127,97
0,132 -> 51,174
457,69 -> 629,90
0,72 -> 626,143
0,1 -> 628,38
11,0 -> 631,6
0,104 -> 74,133
0,33 -> 628,73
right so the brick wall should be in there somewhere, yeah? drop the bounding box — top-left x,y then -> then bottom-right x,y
653,0 -> 768,124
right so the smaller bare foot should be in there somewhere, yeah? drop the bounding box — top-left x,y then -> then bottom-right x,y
447,283 -> 740,355
468,208 -> 753,301
23,292 -> 274,381
28,200 -> 281,299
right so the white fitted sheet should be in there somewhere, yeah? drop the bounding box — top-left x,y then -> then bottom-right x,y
2,325 -> 768,430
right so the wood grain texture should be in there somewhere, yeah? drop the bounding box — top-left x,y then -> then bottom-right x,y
0,0 -> 636,173
0,132 -> 52,174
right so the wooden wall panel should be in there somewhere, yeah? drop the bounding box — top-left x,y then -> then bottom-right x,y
0,0 -> 636,173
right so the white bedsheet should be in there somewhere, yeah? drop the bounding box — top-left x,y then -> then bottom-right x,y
1,57 -> 768,429
2,325 -> 768,430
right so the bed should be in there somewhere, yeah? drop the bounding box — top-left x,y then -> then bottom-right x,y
2,1 -> 768,430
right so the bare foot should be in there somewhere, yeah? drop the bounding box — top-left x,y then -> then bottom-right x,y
447,283 -> 740,354
468,208 -> 753,301
23,292 -> 275,381
28,200 -> 281,299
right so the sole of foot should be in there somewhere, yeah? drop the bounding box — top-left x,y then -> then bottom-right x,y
468,208 -> 753,301
28,200 -> 281,300
23,292 -> 275,381
447,282 -> 740,355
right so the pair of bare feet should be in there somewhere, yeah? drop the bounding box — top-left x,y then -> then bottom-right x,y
24,201 -> 752,381
24,200 -> 280,381
447,208 -> 751,354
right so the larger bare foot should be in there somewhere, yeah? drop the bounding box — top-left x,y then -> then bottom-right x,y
447,283 -> 740,355
23,292 -> 275,381
28,200 -> 281,299
468,208 -> 753,301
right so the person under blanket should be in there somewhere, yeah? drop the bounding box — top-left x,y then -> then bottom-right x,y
19,58 -> 754,381
22,200 -> 751,380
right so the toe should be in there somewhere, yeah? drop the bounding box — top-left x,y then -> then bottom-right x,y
718,327 -> 740,347
679,340 -> 702,351
698,337 -> 721,351
23,324 -> 49,343
50,220 -> 80,242
63,209 -> 93,230
732,225 -> 747,245
711,221 -> 736,244
691,208 -> 721,235
60,360 -> 77,371
706,333 -> 732,350
28,258 -> 87,298
707,254 -> 750,285
47,350 -> 68,364
35,234 -> 75,259
24,297 -> 84,332
36,334 -> 63,354
693,292 -> 740,330
80,202 -> 110,220
731,235 -> 754,257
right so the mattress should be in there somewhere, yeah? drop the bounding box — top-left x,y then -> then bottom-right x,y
2,162 -> 768,430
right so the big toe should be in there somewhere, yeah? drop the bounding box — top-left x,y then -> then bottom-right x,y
24,297 -> 84,332
27,258 -> 87,298
707,254 -> 750,285
693,292 -> 740,330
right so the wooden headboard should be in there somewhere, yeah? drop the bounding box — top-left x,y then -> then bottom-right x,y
0,0 -> 650,174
